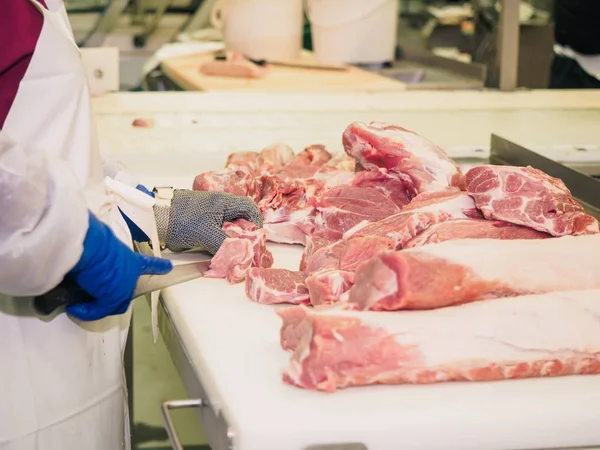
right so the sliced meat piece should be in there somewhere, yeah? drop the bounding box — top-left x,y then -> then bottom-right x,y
205,219 -> 273,284
225,151 -> 263,172
323,153 -> 356,172
305,236 -> 395,273
342,121 -> 465,192
276,145 -> 332,180
280,290 -> 600,392
132,118 -> 154,128
205,238 -> 253,283
299,235 -> 334,271
306,270 -> 354,306
193,166 -> 261,201
466,165 -> 599,236
308,186 -> 401,242
349,234 -> 600,311
223,219 -> 274,269
259,143 -> 294,171
259,176 -> 318,244
352,168 -> 416,208
404,218 -> 551,248
200,52 -> 267,78
245,268 -> 309,305
344,191 -> 480,249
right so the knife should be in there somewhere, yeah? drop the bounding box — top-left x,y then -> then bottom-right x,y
33,260 -> 212,316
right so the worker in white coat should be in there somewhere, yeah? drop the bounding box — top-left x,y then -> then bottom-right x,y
0,1 -> 262,449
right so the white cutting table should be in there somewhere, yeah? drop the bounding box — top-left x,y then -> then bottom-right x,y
94,90 -> 600,450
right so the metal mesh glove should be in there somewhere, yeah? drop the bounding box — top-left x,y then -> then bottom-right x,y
154,190 -> 263,254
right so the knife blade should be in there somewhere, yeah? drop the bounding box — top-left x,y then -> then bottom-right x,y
33,260 -> 212,316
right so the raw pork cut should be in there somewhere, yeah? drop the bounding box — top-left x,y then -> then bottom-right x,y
205,238 -> 253,283
308,186 -> 401,241
259,143 -> 294,171
352,168 -> 415,208
260,177 -> 316,244
278,290 -> 600,392
349,234 -> 600,311
276,145 -> 332,180
300,236 -> 394,306
205,219 -> 273,283
466,165 -> 599,236
222,219 -> 274,268
342,121 -> 465,192
245,268 -> 309,305
299,235 -> 335,271
193,166 -> 260,201
404,218 -> 551,248
305,236 -> 395,273
344,190 -> 481,249
225,151 -> 263,172
305,270 -> 354,306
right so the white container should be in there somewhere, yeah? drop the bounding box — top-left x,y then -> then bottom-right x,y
306,0 -> 399,64
211,0 -> 304,61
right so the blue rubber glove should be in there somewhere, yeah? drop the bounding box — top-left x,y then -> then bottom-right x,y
120,184 -> 154,242
66,211 -> 173,321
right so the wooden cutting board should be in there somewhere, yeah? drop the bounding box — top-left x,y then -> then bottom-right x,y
160,50 -> 407,92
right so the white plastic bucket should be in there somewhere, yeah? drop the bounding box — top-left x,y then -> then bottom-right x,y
211,0 -> 304,61
306,0 -> 399,64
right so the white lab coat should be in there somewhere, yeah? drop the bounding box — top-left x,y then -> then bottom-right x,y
0,0 -> 133,448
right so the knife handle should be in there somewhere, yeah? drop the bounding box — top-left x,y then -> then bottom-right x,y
33,278 -> 95,316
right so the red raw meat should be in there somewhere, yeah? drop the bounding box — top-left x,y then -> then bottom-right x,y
308,186 -> 401,241
279,290 -> 600,392
132,118 -> 154,128
222,219 -> 274,268
205,219 -> 273,283
342,121 -> 465,192
466,165 -> 599,236
344,190 -> 481,249
322,153 -> 356,172
276,145 -> 332,179
225,151 -> 263,172
302,236 -> 395,306
306,236 -> 395,273
405,218 -> 551,248
259,177 -> 317,244
245,268 -> 309,305
258,143 -> 294,171
348,234 -> 600,311
205,238 -> 253,283
299,235 -> 334,271
305,270 -> 354,306
193,166 -> 261,202
352,168 -> 415,208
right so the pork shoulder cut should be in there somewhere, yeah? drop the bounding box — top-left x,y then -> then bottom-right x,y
278,290 -> 600,392
465,165 -> 599,236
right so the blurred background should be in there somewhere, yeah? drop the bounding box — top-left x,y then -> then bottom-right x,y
70,0 -> 560,93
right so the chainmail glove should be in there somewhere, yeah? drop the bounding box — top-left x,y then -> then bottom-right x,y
154,190 -> 263,254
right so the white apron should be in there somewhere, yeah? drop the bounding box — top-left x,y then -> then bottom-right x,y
0,1 -> 132,448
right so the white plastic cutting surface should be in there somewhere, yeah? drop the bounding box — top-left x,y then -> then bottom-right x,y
95,90 -> 600,450
162,243 -> 600,450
